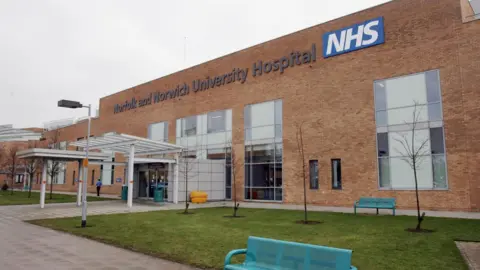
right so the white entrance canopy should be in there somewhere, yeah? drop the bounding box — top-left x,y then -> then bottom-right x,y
16,148 -> 111,161
0,124 -> 42,142
71,133 -> 184,208
71,133 -> 183,156
16,148 -> 112,209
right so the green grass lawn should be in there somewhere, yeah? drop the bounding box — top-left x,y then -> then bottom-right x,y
29,207 -> 480,270
0,190 -> 115,205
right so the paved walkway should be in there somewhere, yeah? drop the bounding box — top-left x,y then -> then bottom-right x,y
456,242 -> 480,270
0,201 -> 207,270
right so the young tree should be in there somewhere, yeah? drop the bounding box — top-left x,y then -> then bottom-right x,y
178,149 -> 198,214
47,130 -> 62,200
295,121 -> 321,225
393,102 -> 430,231
24,140 -> 42,198
2,145 -> 23,195
225,140 -> 243,218
296,121 -> 309,223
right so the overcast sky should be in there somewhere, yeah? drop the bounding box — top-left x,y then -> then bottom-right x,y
0,0 -> 389,128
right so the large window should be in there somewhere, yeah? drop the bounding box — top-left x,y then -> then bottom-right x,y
374,70 -> 447,190
176,109 -> 232,199
244,100 -> 282,201
148,121 -> 168,142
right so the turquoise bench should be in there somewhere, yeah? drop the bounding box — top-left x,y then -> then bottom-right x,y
224,236 -> 357,270
354,197 -> 396,215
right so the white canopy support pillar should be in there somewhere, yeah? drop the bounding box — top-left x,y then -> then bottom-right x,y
173,153 -> 179,204
40,161 -> 47,209
77,161 -> 83,207
127,144 -> 135,208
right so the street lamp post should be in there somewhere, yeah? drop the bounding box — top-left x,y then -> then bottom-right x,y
58,99 -> 91,228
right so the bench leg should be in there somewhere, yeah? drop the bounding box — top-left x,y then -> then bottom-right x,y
393,208 -> 395,216
354,206 -> 357,215
376,208 -> 379,215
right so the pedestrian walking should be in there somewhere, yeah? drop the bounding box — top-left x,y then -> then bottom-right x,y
96,179 -> 102,196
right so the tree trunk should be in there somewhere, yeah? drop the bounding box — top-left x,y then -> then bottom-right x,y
10,175 -> 14,195
303,164 -> 307,222
413,164 -> 422,230
28,173 -> 33,198
184,161 -> 188,214
49,175 -> 53,200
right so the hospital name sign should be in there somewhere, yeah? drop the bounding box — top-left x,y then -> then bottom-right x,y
114,17 -> 384,114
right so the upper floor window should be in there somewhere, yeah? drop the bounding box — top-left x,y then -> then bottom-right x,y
182,116 -> 197,137
207,110 -> 226,133
244,99 -> 282,142
148,121 -> 168,142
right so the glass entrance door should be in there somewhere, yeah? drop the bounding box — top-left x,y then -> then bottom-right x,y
138,171 -> 148,198
148,163 -> 169,200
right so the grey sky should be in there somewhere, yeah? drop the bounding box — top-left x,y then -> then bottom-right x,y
0,0 -> 389,128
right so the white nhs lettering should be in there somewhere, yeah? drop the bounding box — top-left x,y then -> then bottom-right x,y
322,17 -> 385,58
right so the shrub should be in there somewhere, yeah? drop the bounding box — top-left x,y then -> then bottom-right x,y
1,183 -> 9,191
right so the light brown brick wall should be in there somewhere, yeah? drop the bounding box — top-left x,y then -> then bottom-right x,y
34,0 -> 480,211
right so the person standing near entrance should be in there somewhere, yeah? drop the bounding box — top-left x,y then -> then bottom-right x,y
96,179 -> 102,196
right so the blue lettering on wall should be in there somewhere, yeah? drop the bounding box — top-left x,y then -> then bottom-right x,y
322,17 -> 385,58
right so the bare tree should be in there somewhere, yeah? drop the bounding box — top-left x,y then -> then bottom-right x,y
24,140 -> 42,198
2,145 -> 23,195
393,102 -> 430,231
47,130 -> 62,200
296,121 -> 309,223
225,140 -> 243,218
178,149 -> 198,214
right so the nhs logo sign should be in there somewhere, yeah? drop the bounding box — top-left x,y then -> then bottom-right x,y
322,17 -> 385,58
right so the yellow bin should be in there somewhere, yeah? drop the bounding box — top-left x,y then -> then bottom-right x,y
190,191 -> 208,203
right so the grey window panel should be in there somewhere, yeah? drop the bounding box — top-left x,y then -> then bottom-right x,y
274,100 -> 283,125
309,160 -> 319,189
428,103 -> 443,121
244,105 -> 251,129
426,70 -> 441,103
374,81 -> 387,110
432,154 -> 447,189
377,133 -> 389,156
430,127 -> 445,154
376,111 -> 387,126
207,110 -> 226,133
378,157 -> 391,188
183,116 -> 197,137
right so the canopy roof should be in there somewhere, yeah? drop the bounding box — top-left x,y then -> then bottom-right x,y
16,148 -> 111,161
70,133 -> 183,156
0,124 -> 42,142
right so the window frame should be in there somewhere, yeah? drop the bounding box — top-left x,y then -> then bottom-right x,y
373,69 -> 449,191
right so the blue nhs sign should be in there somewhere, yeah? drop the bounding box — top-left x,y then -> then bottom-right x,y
322,17 -> 385,58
